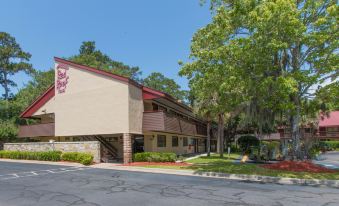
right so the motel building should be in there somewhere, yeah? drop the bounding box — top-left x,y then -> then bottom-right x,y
13,57 -> 212,164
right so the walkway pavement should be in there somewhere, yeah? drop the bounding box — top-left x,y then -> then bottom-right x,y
313,151 -> 339,170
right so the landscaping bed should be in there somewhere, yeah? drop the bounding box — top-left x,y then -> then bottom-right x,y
261,161 -> 337,173
133,154 -> 339,180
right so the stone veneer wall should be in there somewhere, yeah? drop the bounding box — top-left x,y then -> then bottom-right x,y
4,141 -> 101,163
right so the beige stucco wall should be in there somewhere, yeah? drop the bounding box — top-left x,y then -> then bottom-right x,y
143,132 -> 206,155
128,84 -> 143,134
4,141 -> 101,162
33,96 -> 55,117
31,63 -> 144,137
54,65 -> 129,136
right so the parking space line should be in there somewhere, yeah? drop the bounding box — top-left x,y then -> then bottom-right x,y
0,167 -> 90,181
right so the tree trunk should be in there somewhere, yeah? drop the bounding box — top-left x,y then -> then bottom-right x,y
218,113 -> 224,158
217,123 -> 220,154
291,97 -> 302,160
3,72 -> 9,100
207,118 -> 211,157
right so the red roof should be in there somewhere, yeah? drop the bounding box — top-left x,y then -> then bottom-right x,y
319,111 -> 339,127
20,85 -> 55,118
20,58 -> 191,118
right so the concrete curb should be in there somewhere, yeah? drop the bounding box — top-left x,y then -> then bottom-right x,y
91,164 -> 339,189
0,158 -> 83,167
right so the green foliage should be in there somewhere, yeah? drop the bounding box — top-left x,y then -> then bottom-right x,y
0,119 -> 18,142
261,141 -> 280,151
260,141 -> 281,160
182,0 -> 338,159
0,69 -> 54,141
237,136 -> 259,152
69,41 -> 142,82
61,152 -> 94,165
133,152 -> 177,162
0,150 -> 61,161
319,141 -> 339,151
0,32 -> 33,100
143,72 -> 188,102
309,144 -> 321,159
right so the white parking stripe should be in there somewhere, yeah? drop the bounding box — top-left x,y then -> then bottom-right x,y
0,167 -> 90,180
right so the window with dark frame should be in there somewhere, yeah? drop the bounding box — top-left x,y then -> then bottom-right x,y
172,136 -> 178,147
183,137 -> 188,146
157,135 -> 166,147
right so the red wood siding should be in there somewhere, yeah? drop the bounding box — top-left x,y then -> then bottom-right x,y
18,123 -> 55,138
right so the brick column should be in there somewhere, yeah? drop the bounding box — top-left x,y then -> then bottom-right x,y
123,133 -> 132,164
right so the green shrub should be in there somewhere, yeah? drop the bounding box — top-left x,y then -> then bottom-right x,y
237,135 -> 259,153
61,152 -> 93,165
0,150 -> 61,161
133,152 -> 177,162
261,141 -> 280,160
322,141 -> 339,150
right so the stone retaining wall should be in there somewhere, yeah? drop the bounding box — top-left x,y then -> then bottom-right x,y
4,141 -> 101,163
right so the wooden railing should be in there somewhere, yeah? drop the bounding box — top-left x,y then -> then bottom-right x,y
18,123 -> 55,138
143,111 -> 206,136
318,131 -> 339,138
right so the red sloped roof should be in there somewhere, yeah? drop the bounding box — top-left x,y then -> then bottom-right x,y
20,57 -> 191,118
319,111 -> 339,127
20,85 -> 55,118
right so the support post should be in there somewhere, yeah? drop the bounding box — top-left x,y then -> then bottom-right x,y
123,133 -> 132,164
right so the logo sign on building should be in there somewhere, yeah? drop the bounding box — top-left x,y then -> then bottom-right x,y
56,63 -> 69,93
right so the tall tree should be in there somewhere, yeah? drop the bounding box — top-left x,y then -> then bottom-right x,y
143,72 -> 188,102
69,41 -> 142,82
0,32 -> 33,100
184,0 -> 338,159
0,69 -> 54,142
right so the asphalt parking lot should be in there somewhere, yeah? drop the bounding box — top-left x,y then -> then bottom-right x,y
0,161 -> 338,206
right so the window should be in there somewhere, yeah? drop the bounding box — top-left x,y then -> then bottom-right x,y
157,135 -> 166,147
183,137 -> 188,146
189,138 -> 195,145
172,136 -> 178,147
152,103 -> 159,111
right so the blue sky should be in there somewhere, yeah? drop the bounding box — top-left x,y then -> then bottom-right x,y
1,0 -> 212,94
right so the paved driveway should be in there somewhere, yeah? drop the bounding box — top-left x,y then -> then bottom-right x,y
314,151 -> 339,169
0,161 -> 338,206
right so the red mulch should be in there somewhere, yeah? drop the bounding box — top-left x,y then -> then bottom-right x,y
261,161 -> 337,173
122,162 -> 192,167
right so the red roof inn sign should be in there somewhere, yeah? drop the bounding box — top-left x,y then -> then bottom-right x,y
56,63 -> 69,93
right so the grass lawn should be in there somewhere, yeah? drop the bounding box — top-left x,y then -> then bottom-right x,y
141,154 -> 339,180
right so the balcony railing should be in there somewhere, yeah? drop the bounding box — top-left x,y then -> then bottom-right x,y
318,131 -> 339,138
143,111 -> 206,136
18,123 -> 55,138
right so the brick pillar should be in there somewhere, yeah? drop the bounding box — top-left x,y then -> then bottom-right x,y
123,133 -> 132,164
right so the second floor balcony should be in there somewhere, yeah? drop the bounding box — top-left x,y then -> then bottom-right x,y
18,123 -> 55,138
142,111 -> 207,136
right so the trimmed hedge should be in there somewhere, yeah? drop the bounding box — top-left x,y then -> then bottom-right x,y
133,152 -> 177,162
0,150 -> 93,165
322,141 -> 339,150
61,152 -> 93,165
0,150 -> 61,161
